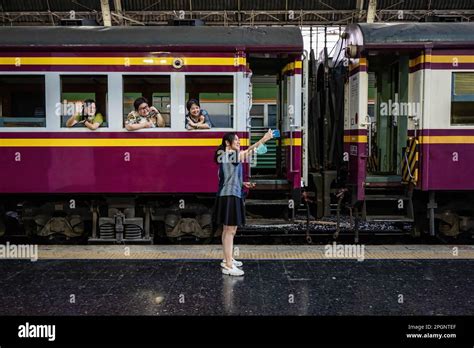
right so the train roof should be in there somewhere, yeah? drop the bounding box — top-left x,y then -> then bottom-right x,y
346,22 -> 474,48
0,26 -> 303,53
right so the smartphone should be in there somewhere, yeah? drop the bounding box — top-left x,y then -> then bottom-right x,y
272,129 -> 280,138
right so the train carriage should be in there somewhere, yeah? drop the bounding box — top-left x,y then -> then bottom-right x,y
0,26 -> 304,242
313,22 -> 474,238
3,22 -> 472,243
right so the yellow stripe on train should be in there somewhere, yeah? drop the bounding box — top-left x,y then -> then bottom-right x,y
281,138 -> 302,146
409,55 -> 432,68
0,57 -> 246,66
349,58 -> 367,71
343,135 -> 368,143
419,136 -> 474,144
410,55 -> 474,68
0,138 -> 250,147
282,61 -> 302,74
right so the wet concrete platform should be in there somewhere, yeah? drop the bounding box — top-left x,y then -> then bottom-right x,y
1,250 -> 473,315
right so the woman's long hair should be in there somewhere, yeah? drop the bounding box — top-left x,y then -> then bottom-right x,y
214,132 -> 236,164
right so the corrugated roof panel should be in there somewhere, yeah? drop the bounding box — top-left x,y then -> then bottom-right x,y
0,0 -> 472,26
1,0 -> 473,12
287,0 -> 357,11
377,0 -> 474,10
191,0 -> 238,11
123,0 -> 189,11
1,0 -> 102,11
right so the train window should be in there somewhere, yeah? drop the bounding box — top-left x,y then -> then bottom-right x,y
0,75 -> 45,127
186,76 -> 234,128
123,75 -> 171,128
250,105 -> 265,127
60,75 -> 108,128
230,103 -> 277,128
268,104 -> 277,128
451,72 -> 474,125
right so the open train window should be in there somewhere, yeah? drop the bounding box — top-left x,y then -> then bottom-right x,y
0,75 -> 45,127
451,72 -> 474,125
60,75 -> 108,128
229,103 -> 277,127
250,104 -> 265,127
185,75 -> 234,129
122,75 -> 171,128
268,104 -> 277,128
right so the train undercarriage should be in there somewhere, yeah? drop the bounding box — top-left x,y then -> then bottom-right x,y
1,188 -> 474,244
0,195 -> 218,244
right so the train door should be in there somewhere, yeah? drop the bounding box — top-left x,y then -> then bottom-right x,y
245,58 -> 302,203
361,54 -> 414,222
248,76 -> 279,179
366,55 -> 409,183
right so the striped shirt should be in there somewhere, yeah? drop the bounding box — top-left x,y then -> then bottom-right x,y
217,151 -> 243,198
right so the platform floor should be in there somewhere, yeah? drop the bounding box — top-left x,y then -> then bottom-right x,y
0,245 -> 473,316
20,244 -> 474,260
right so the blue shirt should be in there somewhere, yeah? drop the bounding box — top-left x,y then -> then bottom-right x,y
217,151 -> 243,198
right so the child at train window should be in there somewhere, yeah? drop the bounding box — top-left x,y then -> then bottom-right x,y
66,99 -> 104,130
185,99 -> 214,130
125,97 -> 165,131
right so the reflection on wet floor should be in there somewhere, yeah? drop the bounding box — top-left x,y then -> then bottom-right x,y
222,275 -> 244,315
0,259 -> 473,316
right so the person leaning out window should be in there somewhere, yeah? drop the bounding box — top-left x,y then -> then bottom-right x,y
66,99 -> 104,130
185,99 -> 213,130
125,97 -> 165,131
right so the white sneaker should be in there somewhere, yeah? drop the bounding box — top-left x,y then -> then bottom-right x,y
220,259 -> 243,268
221,264 -> 244,276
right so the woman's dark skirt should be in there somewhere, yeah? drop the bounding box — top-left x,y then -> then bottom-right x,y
214,195 -> 246,227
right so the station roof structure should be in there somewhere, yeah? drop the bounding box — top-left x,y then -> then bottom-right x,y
0,0 -> 473,26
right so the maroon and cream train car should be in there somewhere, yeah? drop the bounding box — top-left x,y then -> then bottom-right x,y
332,23 -> 474,237
0,26 -> 304,242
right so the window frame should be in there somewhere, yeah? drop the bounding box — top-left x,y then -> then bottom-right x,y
0,73 -> 47,129
59,74 -> 109,129
231,102 -> 277,128
450,71 -> 474,126
0,71 -> 242,132
184,73 -> 237,131
122,73 -> 173,129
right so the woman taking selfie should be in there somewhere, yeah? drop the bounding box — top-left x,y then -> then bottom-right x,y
214,129 -> 274,276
